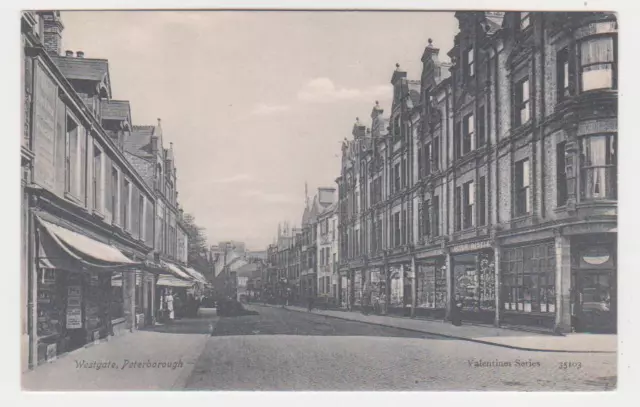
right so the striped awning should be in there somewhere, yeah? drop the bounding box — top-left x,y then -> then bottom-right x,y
157,275 -> 195,288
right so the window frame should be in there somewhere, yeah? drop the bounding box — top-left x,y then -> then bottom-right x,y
557,47 -> 571,102
465,46 -> 475,78
478,176 -> 486,226
92,145 -> 103,212
463,180 -> 475,229
579,134 -> 617,200
463,113 -> 475,155
515,158 -> 531,216
579,35 -> 617,92
514,77 -> 531,127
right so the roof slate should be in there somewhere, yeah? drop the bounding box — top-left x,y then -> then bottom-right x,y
101,100 -> 131,121
124,126 -> 154,156
51,56 -> 109,82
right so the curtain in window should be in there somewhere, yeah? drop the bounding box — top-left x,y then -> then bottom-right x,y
581,37 -> 614,91
582,135 -> 616,199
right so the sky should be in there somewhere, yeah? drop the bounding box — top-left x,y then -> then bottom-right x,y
60,10 -> 458,250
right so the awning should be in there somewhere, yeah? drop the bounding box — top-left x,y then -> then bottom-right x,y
183,267 -> 208,284
161,261 -> 193,281
157,275 -> 195,288
37,217 -> 140,271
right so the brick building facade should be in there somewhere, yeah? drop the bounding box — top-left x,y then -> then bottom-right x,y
336,11 -> 617,333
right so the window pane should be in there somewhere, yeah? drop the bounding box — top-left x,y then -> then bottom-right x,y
581,37 -> 614,65
582,65 -> 613,91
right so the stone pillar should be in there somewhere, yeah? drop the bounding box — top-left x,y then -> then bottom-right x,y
493,245 -> 501,327
555,233 -> 572,333
444,249 -> 453,320
411,255 -> 417,318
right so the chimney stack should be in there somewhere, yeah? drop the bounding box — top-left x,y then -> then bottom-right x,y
40,11 -> 64,56
76,50 -> 84,58
65,50 -> 73,57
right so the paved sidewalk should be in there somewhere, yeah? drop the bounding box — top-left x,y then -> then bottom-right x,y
22,310 -> 218,391
254,304 -> 616,353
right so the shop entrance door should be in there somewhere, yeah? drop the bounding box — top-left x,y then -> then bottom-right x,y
572,270 -> 616,333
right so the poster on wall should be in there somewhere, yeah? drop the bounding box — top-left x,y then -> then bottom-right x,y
66,308 -> 82,329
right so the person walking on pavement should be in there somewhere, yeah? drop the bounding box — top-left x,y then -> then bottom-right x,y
307,293 -> 315,312
165,290 -> 175,321
451,294 -> 463,326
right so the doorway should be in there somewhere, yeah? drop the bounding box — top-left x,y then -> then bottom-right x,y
572,270 -> 616,333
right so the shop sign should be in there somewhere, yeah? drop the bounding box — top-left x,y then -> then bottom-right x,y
66,308 -> 82,329
450,240 -> 491,254
582,246 -> 611,266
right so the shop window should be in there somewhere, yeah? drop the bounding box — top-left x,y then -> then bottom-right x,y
514,77 -> 530,127
463,180 -> 475,229
580,36 -> 616,91
416,265 -> 437,308
580,134 -> 616,200
557,48 -> 571,101
501,243 -> 556,313
453,253 -> 495,311
557,142 -> 568,206
515,158 -> 531,216
478,176 -> 486,226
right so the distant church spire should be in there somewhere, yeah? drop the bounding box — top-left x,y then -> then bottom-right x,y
305,181 -> 309,208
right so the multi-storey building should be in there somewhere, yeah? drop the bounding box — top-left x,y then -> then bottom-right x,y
337,11 -> 617,334
316,194 -> 338,304
22,11 -> 159,370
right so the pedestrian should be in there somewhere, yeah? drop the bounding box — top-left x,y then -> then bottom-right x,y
380,292 -> 387,315
451,294 -> 463,326
307,293 -> 314,312
165,290 -> 175,321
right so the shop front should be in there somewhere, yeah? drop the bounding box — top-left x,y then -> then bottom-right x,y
570,235 -> 616,333
34,217 -> 141,364
499,241 -> 556,330
415,257 -> 447,319
451,250 -> 496,325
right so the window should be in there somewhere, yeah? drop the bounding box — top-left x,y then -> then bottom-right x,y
478,106 -> 486,146
423,199 -> 431,238
465,47 -> 474,78
455,186 -> 462,231
418,146 -> 423,177
463,180 -> 475,229
401,209 -> 407,245
580,36 -> 616,91
580,135 -> 616,200
454,122 -> 462,158
401,158 -> 407,188
425,142 -> 432,176
65,117 -> 79,196
393,212 -> 400,247
433,137 -> 440,171
463,113 -> 475,154
394,163 -> 401,192
122,179 -> 130,231
515,159 -> 531,216
520,12 -> 531,31
515,78 -> 530,127
139,195 -> 145,238
92,147 -> 102,211
111,166 -> 119,224
557,48 -> 571,101
433,197 -> 440,236
557,142 -> 568,206
478,176 -> 486,226
501,243 -> 556,313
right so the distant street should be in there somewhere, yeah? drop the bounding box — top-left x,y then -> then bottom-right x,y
183,305 -> 616,391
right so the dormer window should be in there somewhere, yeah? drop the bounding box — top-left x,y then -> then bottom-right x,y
520,12 -> 531,31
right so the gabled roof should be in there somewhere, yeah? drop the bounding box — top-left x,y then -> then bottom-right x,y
124,125 -> 155,157
51,56 -> 111,95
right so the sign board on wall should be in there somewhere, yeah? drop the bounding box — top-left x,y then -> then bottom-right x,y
66,285 -> 82,329
32,61 -> 57,190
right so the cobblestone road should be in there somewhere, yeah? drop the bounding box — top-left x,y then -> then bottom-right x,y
184,305 -> 616,391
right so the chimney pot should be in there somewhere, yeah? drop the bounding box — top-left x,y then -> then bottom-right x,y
65,50 -> 74,57
76,50 -> 84,58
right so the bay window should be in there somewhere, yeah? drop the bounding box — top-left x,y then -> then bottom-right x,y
580,36 -> 616,91
580,134 -> 616,200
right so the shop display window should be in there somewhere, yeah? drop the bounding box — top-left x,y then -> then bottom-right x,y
110,272 -> 124,320
501,243 -> 556,313
36,268 -> 63,339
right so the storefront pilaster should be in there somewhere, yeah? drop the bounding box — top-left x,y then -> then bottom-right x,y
555,232 -> 572,333
444,249 -> 453,320
493,243 -> 501,327
123,272 -> 136,332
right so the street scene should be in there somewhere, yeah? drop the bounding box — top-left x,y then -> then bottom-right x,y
20,9 -> 617,391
